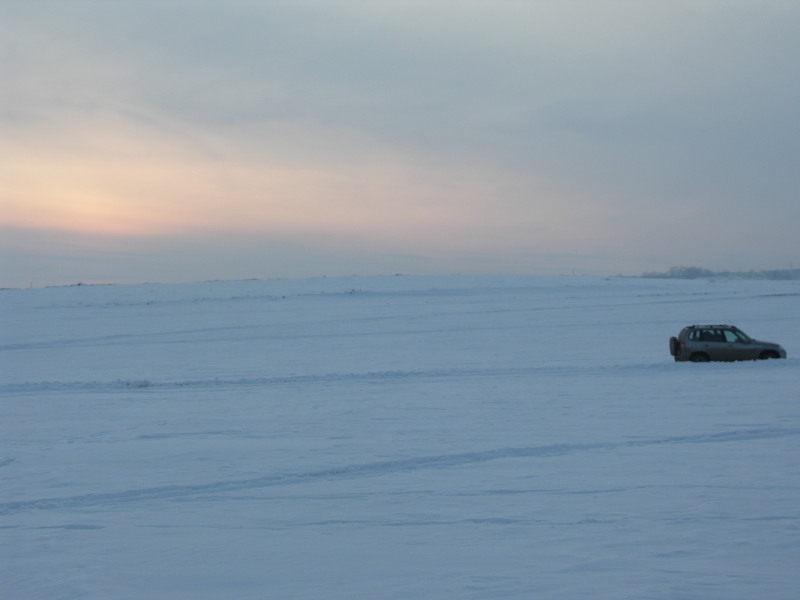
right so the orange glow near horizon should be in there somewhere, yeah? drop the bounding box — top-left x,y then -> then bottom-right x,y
5,161 -> 197,237
2,114 -> 588,254
4,162 -> 454,238
3,143 -> 512,241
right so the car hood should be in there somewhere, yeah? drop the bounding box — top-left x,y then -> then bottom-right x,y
751,339 -> 783,350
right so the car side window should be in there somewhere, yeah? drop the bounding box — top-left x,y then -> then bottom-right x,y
727,329 -> 749,343
694,329 -> 721,342
723,330 -> 741,343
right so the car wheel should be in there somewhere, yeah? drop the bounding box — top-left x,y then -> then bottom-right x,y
669,337 -> 679,356
758,350 -> 780,360
690,353 -> 710,362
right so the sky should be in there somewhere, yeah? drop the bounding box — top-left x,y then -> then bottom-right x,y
2,0 -> 799,287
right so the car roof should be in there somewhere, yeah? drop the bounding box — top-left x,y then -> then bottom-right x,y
684,324 -> 736,329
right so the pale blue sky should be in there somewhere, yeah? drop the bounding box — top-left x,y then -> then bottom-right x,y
3,1 -> 799,287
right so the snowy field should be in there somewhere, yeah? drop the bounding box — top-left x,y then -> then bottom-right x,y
2,274 -> 799,599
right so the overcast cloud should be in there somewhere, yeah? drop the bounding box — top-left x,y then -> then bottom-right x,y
2,1 -> 799,286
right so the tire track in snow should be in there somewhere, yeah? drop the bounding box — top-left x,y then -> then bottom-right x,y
1,363 -> 700,396
2,370 -> 471,394
1,427 -> 797,516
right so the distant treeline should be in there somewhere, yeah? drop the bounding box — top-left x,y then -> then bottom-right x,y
641,266 -> 800,280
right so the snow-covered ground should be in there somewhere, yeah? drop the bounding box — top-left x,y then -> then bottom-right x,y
2,274 -> 799,599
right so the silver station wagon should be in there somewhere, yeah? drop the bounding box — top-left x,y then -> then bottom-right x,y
669,324 -> 787,362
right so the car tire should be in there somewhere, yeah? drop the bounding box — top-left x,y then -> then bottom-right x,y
758,350 -> 780,360
669,337 -> 679,356
690,353 -> 710,362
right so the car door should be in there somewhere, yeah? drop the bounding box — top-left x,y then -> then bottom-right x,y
703,328 -> 730,360
721,328 -> 758,360
689,328 -> 725,360
712,329 -> 741,360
